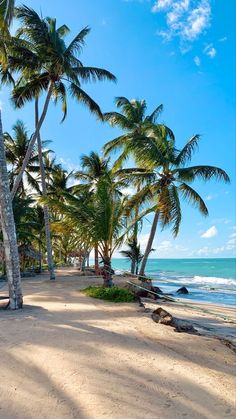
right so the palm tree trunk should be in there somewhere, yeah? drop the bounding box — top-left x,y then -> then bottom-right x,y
94,244 -> 99,274
35,98 -> 55,280
0,111 -> 23,309
139,210 -> 159,277
11,84 -> 53,198
131,183 -> 140,274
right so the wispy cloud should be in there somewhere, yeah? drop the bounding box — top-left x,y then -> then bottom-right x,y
194,55 -> 201,66
152,0 -> 211,46
205,192 -> 218,201
201,225 -> 218,238
204,43 -> 217,58
219,36 -> 227,42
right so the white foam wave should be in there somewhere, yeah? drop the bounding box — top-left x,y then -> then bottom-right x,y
192,276 -> 236,286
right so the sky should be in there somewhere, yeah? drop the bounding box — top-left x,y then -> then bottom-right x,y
1,0 -> 235,258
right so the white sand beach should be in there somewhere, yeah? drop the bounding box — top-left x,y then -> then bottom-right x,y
0,267 -> 235,419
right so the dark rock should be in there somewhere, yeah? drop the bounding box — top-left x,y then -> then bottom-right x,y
176,286 -> 189,295
151,286 -> 163,296
136,290 -> 149,298
152,307 -> 174,325
173,320 -> 197,334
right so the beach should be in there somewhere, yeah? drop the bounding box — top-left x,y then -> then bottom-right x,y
0,267 -> 235,419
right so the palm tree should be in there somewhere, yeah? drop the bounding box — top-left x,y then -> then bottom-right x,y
4,120 -> 49,195
104,97 -> 167,167
126,131 -> 230,276
120,239 -> 144,275
103,97 -> 167,271
0,0 -> 23,309
6,5 -> 116,197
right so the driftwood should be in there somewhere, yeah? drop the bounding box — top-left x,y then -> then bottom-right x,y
152,307 -> 198,334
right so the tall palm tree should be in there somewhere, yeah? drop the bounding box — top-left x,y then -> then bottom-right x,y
126,132 -> 230,276
0,0 -> 23,309
103,97 -> 167,271
7,5 -> 116,197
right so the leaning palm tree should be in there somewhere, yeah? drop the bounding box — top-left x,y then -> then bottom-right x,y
7,5 -> 116,197
126,131 -> 230,276
0,0 -> 23,309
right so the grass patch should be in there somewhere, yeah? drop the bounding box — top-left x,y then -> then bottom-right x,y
82,286 -> 136,303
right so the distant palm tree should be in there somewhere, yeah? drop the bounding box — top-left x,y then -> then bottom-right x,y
126,132 -> 230,276
120,239 -> 144,275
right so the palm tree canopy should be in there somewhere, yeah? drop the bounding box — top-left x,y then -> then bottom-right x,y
7,6 -> 116,120
126,133 -> 230,237
4,120 -> 50,194
103,97 -> 174,170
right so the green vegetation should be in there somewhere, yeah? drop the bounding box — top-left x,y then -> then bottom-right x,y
82,286 -> 136,303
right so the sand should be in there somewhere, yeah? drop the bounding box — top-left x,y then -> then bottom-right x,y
0,267 -> 235,419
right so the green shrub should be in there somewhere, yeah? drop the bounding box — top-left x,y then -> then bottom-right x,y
82,286 -> 136,303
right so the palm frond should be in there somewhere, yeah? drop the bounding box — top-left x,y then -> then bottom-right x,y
175,135 -> 200,165
179,183 -> 208,216
69,82 -> 103,119
176,165 -> 230,183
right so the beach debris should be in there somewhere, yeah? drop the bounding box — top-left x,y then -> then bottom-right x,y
151,307 -> 198,334
152,308 -> 173,325
176,286 -> 189,294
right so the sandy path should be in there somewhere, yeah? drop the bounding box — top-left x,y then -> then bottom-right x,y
0,268 -> 235,419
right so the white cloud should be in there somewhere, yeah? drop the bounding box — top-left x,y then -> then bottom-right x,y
205,193 -> 218,201
121,186 -> 135,196
156,240 -> 172,251
204,43 -> 217,58
194,55 -> 201,66
153,0 -> 211,45
219,36 -> 227,42
229,233 -> 236,239
152,0 -> 173,12
201,226 -> 218,238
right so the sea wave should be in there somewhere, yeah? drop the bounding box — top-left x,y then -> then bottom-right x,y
192,276 -> 236,287
152,273 -> 236,288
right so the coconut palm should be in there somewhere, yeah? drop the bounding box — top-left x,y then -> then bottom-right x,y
103,97 -> 167,268
0,0 -> 23,309
103,97 -> 168,166
126,131 -> 230,276
4,120 -> 49,195
7,5 -> 116,196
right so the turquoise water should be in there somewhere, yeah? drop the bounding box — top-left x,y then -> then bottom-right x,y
112,258 -> 236,307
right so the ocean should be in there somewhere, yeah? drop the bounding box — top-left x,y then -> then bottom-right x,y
112,258 -> 236,307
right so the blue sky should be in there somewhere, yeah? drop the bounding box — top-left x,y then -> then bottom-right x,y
1,0 -> 235,258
